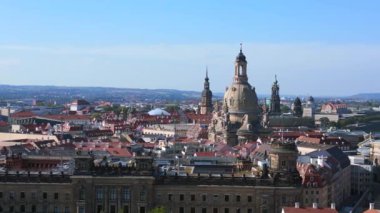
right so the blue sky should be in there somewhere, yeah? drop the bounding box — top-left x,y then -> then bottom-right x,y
0,1 -> 379,96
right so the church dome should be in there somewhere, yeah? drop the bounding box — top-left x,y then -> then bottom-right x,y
224,83 -> 258,115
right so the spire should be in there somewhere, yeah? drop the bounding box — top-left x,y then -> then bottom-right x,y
205,66 -> 209,81
240,43 -> 243,53
275,74 -> 277,83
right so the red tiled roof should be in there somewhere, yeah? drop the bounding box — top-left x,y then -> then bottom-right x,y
194,152 -> 215,157
11,111 -> 35,118
42,114 -> 91,121
364,210 -> 380,213
296,136 -> 321,144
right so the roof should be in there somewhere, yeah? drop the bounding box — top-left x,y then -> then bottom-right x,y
364,210 -> 380,213
194,152 -> 215,157
282,207 -> 338,213
148,108 -> 170,116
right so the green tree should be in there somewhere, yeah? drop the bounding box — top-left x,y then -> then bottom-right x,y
280,104 -> 291,113
149,206 -> 166,213
319,117 -> 330,129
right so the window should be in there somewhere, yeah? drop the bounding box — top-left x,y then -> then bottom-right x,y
236,195 -> 240,202
0,192 -> 2,198
64,207 -> 70,213
213,194 -> 219,201
248,196 -> 252,202
191,194 -> 195,201
97,205 -> 103,213
20,192 -> 25,199
31,205 -> 36,213
168,194 -> 173,201
202,194 -> 207,202
123,187 -> 130,201
54,193 -> 59,200
247,209 -> 252,213
54,206 -> 59,213
139,206 -> 146,213
123,205 -> 129,213
9,206 -> 14,212
110,205 -> 116,213
191,207 -> 196,213
20,205 -> 25,212
224,195 -> 229,202
180,194 -> 184,201
110,188 -> 117,201
96,187 -> 103,200
43,192 -> 47,199
236,208 -> 240,213
213,208 -> 218,213
0,206 -> 3,212
202,208 -> 207,213
224,208 -> 229,213
281,161 -> 286,166
9,192 -> 15,200
179,207 -> 184,213
140,189 -> 146,202
79,188 -> 85,201
78,206 -> 85,213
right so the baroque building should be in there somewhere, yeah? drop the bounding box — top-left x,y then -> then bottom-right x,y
199,69 -> 213,115
0,147 -> 303,213
209,45 -> 261,146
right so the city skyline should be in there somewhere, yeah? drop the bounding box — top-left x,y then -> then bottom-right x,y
1,1 -> 380,96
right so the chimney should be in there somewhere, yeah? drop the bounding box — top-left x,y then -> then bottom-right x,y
331,203 -> 336,210
370,203 -> 375,210
294,202 -> 300,208
312,203 -> 318,209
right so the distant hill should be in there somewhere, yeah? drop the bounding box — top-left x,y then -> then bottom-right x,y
346,93 -> 380,100
0,84 -> 223,103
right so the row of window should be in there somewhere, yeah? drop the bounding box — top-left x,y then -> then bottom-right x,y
175,207 -> 256,213
165,194 -> 253,203
96,205 -> 129,213
304,198 -> 320,204
0,191 -> 70,201
305,190 -> 320,195
95,187 -> 146,202
0,205 -> 70,213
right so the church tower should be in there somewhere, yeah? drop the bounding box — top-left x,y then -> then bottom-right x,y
270,75 -> 281,114
200,68 -> 213,115
221,44 -> 260,146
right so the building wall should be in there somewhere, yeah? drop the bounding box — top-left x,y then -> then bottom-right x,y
71,176 -> 155,213
155,184 -> 301,213
0,182 -> 73,213
0,175 -> 303,213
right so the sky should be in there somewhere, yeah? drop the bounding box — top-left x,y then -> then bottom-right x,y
0,0 -> 380,96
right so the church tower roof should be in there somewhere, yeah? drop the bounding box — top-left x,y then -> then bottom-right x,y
236,43 -> 247,62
